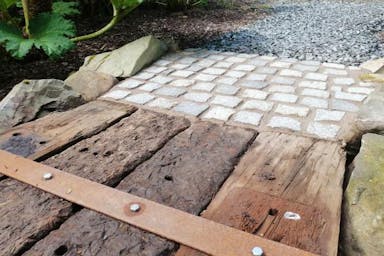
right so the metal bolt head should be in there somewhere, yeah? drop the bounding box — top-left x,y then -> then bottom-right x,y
43,173 -> 53,180
252,247 -> 264,256
129,203 -> 141,212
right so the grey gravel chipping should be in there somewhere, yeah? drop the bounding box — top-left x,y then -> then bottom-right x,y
204,0 -> 384,65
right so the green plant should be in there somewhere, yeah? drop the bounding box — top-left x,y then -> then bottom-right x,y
71,0 -> 143,42
0,0 -> 142,59
0,0 -> 77,59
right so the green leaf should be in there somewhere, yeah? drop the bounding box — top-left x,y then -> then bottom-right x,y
0,13 -> 76,59
52,1 -> 80,16
0,0 -> 17,11
111,0 -> 143,11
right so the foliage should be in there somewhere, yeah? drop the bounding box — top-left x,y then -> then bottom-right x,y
148,0 -> 208,11
52,1 -> 80,16
0,12 -> 75,59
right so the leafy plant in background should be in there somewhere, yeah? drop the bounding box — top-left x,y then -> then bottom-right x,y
0,0 -> 143,59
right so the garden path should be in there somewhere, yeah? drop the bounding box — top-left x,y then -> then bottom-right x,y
101,49 -> 378,141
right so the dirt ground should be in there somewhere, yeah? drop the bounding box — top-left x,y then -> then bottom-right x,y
0,1 -> 268,100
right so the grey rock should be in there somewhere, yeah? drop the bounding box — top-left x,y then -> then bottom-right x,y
341,133 -> 384,256
356,92 -> 384,134
65,70 -> 118,101
81,35 -> 168,77
0,79 -> 84,133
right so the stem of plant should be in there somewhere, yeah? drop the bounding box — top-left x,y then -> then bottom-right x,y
21,0 -> 30,38
70,3 -> 117,42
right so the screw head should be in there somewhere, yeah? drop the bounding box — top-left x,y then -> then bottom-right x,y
43,173 -> 53,180
252,247 -> 264,256
129,203 -> 141,212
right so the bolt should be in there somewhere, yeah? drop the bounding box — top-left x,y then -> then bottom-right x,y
252,246 -> 264,256
129,203 -> 141,212
43,173 -> 53,180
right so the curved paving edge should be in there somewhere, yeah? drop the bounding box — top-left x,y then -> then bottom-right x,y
100,48 -> 381,141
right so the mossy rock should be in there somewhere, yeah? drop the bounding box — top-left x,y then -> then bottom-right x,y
341,133 -> 384,255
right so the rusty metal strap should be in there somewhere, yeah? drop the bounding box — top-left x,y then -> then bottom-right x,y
0,150 -> 318,256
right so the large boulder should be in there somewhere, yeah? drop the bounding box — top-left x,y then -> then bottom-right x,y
356,91 -> 384,135
64,70 -> 118,101
0,79 -> 84,133
80,35 -> 168,77
341,133 -> 384,255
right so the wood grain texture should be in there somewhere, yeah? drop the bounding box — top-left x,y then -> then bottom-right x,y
0,100 -> 136,161
0,110 -> 189,256
177,132 -> 346,256
23,122 -> 256,256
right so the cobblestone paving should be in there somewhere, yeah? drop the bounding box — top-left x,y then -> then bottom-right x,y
101,49 -> 378,141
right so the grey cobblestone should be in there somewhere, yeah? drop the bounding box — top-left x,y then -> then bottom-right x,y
270,93 -> 298,103
307,122 -> 340,139
226,56 -> 246,63
270,61 -> 292,68
133,72 -> 155,80
333,77 -> 355,85
241,100 -> 274,112
216,77 -> 238,85
147,98 -> 177,109
155,87 -> 186,97
203,106 -> 235,121
304,72 -> 328,81
173,101 -> 208,116
247,59 -> 269,66
124,93 -> 154,105
242,89 -> 268,99
226,70 -> 246,78
215,85 -> 239,95
298,80 -> 327,90
268,85 -> 295,93
301,97 -> 328,108
234,64 -> 255,71
347,87 -> 375,94
118,79 -> 143,89
280,69 -> 303,78
293,64 -> 319,72
183,92 -> 212,102
102,90 -> 130,100
322,63 -> 345,69
203,67 -> 227,75
139,83 -> 162,92
170,64 -> 190,70
169,79 -> 195,87
301,88 -> 330,98
192,82 -> 216,92
194,73 -> 217,82
233,111 -> 263,125
256,67 -> 278,74
331,99 -> 359,112
245,74 -> 268,81
211,95 -> 242,107
214,62 -> 233,68
335,91 -> 367,102
268,116 -> 301,131
275,104 -> 309,117
239,80 -> 268,89
171,70 -> 195,78
145,66 -> 167,74
323,68 -> 348,76
314,109 -> 345,121
150,75 -> 174,84
196,59 -> 216,67
270,76 -> 296,85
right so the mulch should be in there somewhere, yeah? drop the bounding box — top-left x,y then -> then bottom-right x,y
0,1 -> 267,100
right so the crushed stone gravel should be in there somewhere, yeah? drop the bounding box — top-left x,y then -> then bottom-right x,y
204,0 -> 384,65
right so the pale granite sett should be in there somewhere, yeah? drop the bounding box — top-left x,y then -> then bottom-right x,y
335,91 -> 366,102
170,79 -> 195,87
268,85 -> 295,93
242,89 -> 268,100
211,95 -> 242,107
196,59 -> 216,67
150,75 -> 174,84
301,88 -> 330,98
298,80 -> 327,90
232,111 -> 263,126
256,67 -> 278,74
154,60 -> 172,66
124,93 -> 154,105
226,71 -> 246,78
207,54 -> 226,61
314,109 -> 345,121
347,87 -> 375,94
239,80 -> 268,89
331,99 -> 359,112
118,79 -> 143,89
280,69 -> 303,78
203,68 -> 227,75
177,57 -> 198,64
270,93 -> 298,103
194,73 -> 217,82
133,72 -> 155,80
183,92 -> 212,102
216,77 -> 238,85
102,90 -> 130,100
234,64 -> 255,71
215,85 -> 239,95
293,64 -> 319,72
247,59 -> 269,66
145,66 -> 167,74
270,76 -> 296,85
333,77 -> 355,85
270,61 -> 292,68
147,98 -> 177,109
187,65 -> 205,72
307,122 -> 340,139
241,100 -> 274,112
323,68 -> 348,76
245,74 -> 268,81
203,106 -> 235,121
275,104 -> 309,117
171,70 -> 195,78
304,73 -> 328,81
214,62 -> 233,68
138,82 -> 162,92
170,64 -> 190,70
268,116 -> 301,131
173,101 -> 208,116
226,56 -> 246,63
322,62 -> 345,69
192,82 -> 216,92
155,87 -> 186,97
301,97 -> 328,108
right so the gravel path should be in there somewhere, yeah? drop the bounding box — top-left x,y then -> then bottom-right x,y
204,0 -> 384,65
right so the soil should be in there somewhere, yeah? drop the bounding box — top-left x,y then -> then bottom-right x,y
0,1 -> 268,101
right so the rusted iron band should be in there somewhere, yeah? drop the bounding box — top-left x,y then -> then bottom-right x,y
0,150 -> 318,256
